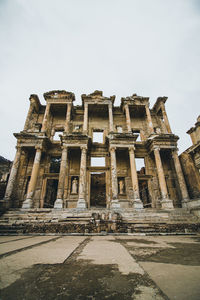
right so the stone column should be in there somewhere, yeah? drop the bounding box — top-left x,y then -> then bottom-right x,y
2,147 -> 22,208
64,103 -> 72,134
54,146 -> 68,209
83,103 -> 88,134
41,103 -> 51,133
145,104 -> 154,135
110,147 -> 120,208
24,100 -> 34,131
160,103 -> 172,134
108,103 -> 114,132
124,104 -> 132,133
77,146 -> 87,209
22,147 -> 42,209
172,149 -> 190,207
154,146 -> 174,209
129,147 -> 143,209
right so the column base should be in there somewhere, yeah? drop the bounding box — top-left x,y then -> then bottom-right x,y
181,199 -> 190,208
132,199 -> 143,210
22,198 -> 33,209
161,198 -> 174,209
54,199 -> 63,209
77,198 -> 87,209
110,199 -> 121,209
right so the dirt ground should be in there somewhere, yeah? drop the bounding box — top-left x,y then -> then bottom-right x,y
0,234 -> 200,300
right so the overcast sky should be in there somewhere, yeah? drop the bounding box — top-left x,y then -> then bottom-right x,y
0,0 -> 200,160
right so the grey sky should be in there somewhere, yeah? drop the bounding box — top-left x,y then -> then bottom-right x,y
0,0 -> 200,160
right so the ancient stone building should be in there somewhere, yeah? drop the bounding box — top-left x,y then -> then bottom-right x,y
1,90 -> 190,212
179,116 -> 200,212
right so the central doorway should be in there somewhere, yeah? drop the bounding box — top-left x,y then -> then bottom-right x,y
90,172 -> 106,207
44,179 -> 58,208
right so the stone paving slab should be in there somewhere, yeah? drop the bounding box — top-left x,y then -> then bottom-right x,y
0,235 -> 55,256
0,236 -> 85,289
0,236 -> 32,244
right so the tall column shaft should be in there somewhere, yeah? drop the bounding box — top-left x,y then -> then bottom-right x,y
3,147 -> 22,207
22,147 -> 42,208
124,104 -> 132,133
83,103 -> 88,134
108,103 -> 114,132
24,101 -> 34,131
129,147 -> 143,209
145,104 -> 154,134
154,147 -> 174,209
172,149 -> 189,206
41,103 -> 51,133
110,147 -> 120,208
77,146 -> 87,208
65,103 -> 72,133
54,146 -> 68,208
160,103 -> 172,133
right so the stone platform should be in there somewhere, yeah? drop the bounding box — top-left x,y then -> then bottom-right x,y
0,208 -> 200,235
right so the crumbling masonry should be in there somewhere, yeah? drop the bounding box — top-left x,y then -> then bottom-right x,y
1,90 -> 191,213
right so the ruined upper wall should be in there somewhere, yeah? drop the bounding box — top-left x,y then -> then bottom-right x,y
187,116 -> 200,145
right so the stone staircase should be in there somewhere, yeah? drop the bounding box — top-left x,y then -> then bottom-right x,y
0,208 -> 199,235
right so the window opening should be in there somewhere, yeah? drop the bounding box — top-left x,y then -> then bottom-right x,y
93,131 -> 103,143
50,157 -> 61,173
53,131 -> 63,141
132,130 -> 141,141
135,158 -> 145,173
91,157 -> 105,167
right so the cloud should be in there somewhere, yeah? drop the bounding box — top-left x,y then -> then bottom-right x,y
0,0 -> 200,159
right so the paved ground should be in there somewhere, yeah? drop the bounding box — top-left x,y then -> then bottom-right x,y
0,235 -> 200,300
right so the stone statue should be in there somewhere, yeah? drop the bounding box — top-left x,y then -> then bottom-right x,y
119,179 -> 124,194
71,177 -> 78,194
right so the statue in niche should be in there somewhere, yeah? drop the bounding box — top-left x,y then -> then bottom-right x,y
119,179 -> 125,194
71,177 -> 78,194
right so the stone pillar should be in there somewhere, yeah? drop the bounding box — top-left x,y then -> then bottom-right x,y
2,147 -> 22,208
108,103 -> 114,132
124,104 -> 132,133
22,147 -> 42,209
64,103 -> 72,134
41,103 -> 51,133
172,149 -> 190,207
145,104 -> 154,135
129,147 -> 143,209
154,146 -> 174,209
54,146 -> 68,209
83,103 -> 88,134
77,146 -> 87,209
24,100 -> 34,131
160,103 -> 172,134
110,147 -> 120,208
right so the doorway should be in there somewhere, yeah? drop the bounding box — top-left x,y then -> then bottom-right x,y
139,180 -> 151,208
90,172 -> 106,207
44,179 -> 58,208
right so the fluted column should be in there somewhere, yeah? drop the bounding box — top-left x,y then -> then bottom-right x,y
129,147 -> 143,209
54,146 -> 68,208
24,100 -> 35,131
160,103 -> 172,134
172,149 -> 190,207
2,146 -> 22,208
41,103 -> 51,133
124,104 -> 132,133
110,147 -> 120,208
77,146 -> 87,209
154,146 -> 174,209
64,103 -> 72,133
108,103 -> 114,132
83,103 -> 88,134
22,147 -> 42,208
145,104 -> 154,135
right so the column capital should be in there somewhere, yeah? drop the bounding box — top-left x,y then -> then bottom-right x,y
128,146 -> 135,152
35,145 -> 43,151
153,145 -> 160,151
110,146 -> 116,152
15,146 -> 21,151
61,145 -> 68,151
80,145 -> 87,151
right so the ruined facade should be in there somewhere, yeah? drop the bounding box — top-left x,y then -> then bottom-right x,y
180,116 -> 200,200
2,90 -> 190,211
